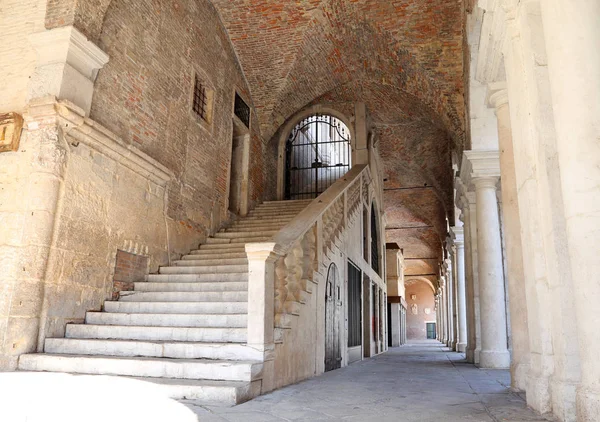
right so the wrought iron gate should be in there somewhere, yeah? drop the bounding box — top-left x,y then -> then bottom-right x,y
285,114 -> 351,200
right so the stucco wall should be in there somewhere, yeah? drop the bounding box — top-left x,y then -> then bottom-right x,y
405,279 -> 436,340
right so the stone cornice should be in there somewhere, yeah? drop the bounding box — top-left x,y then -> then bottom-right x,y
29,26 -> 109,81
26,97 -> 174,187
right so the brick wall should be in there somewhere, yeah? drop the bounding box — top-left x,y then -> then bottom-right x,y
112,250 -> 148,300
89,0 -> 267,255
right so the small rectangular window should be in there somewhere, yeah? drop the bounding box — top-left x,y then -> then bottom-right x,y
234,92 -> 250,128
193,75 -> 209,122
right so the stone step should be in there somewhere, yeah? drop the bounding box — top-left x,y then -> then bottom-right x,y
262,199 -> 312,204
199,242 -> 248,250
229,221 -> 287,229
159,264 -> 248,274
226,225 -> 284,233
44,338 -> 262,361
66,324 -> 248,343
18,354 -> 262,382
119,291 -> 248,302
183,251 -> 247,259
214,231 -> 277,239
85,312 -> 247,327
134,282 -> 248,293
174,258 -> 247,266
146,273 -> 247,282
241,216 -> 295,223
206,236 -> 272,244
104,301 -> 248,314
247,211 -> 299,218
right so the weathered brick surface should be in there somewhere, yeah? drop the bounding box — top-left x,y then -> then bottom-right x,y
211,0 -> 466,146
90,0 -> 266,241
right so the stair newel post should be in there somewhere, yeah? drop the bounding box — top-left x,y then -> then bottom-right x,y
245,242 -> 281,393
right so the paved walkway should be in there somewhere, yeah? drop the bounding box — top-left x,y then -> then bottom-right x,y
185,341 -> 555,422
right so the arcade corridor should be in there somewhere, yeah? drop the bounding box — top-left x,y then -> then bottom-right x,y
185,342 -> 554,421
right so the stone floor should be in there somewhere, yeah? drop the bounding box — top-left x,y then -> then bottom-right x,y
184,340 -> 556,422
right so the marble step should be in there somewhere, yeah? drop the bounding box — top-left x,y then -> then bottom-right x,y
146,273 -> 247,282
225,225 -> 284,233
174,257 -> 247,266
119,291 -> 248,302
214,231 -> 277,239
66,324 -> 247,343
247,211 -> 299,218
158,264 -> 248,274
104,301 -> 248,314
228,222 -> 287,230
85,312 -> 247,327
205,236 -> 271,244
240,216 -> 295,223
44,338 -> 262,361
18,354 -> 263,382
134,282 -> 248,293
183,251 -> 247,259
262,199 -> 312,204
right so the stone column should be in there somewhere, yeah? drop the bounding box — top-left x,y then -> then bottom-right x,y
473,175 -> 510,369
456,186 -> 477,363
451,227 -> 467,353
464,150 -> 510,369
487,84 -> 530,391
541,2 -> 600,418
466,191 -> 481,364
439,280 -> 447,345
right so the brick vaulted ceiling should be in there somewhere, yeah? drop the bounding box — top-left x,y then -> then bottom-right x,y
210,0 -> 467,280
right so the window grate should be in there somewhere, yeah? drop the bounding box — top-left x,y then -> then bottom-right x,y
193,75 -> 208,122
234,93 -> 250,128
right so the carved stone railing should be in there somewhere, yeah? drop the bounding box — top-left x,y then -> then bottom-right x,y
244,165 -> 371,366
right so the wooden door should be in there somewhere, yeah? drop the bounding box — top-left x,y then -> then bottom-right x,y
325,263 -> 342,372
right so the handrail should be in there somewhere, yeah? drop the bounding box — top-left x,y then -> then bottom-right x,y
271,164 -> 369,255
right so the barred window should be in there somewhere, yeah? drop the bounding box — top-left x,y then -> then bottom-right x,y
192,75 -> 209,122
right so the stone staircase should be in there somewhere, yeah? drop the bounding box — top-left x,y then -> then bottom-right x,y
18,199 -> 313,406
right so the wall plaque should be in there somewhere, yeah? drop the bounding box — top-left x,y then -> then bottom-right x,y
0,113 -> 24,153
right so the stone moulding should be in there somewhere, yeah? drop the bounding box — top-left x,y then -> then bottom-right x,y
48,99 -> 175,186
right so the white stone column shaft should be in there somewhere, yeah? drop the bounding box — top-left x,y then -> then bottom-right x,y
452,228 -> 467,353
473,177 -> 510,369
541,1 -> 600,419
488,87 -> 530,391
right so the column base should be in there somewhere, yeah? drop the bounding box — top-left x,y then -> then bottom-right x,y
511,362 -> 529,392
479,349 -> 510,369
577,387 -> 600,422
474,348 -> 481,365
466,347 -> 475,363
551,377 -> 577,422
526,371 -> 552,415
457,342 -> 467,353
450,340 -> 458,351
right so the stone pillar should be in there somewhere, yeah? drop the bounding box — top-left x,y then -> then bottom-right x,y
439,280 -> 447,345
451,227 -> 467,353
473,175 -> 509,368
444,257 -> 455,349
465,150 -> 510,369
487,84 -> 530,391
541,2 -> 600,418
466,191 -> 481,364
245,243 -> 279,392
456,186 -> 478,363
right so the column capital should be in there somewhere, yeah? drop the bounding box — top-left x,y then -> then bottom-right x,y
450,226 -> 465,245
461,150 -> 501,190
486,81 -> 509,111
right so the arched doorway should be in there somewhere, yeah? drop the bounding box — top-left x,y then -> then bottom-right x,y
325,263 -> 342,372
285,114 -> 351,200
